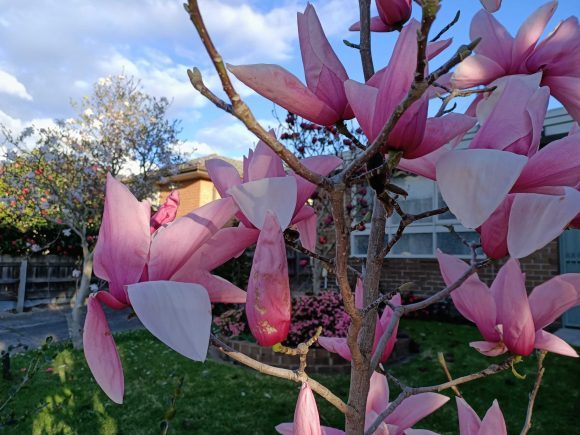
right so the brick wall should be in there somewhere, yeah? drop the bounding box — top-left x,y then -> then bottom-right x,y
158,179 -> 220,217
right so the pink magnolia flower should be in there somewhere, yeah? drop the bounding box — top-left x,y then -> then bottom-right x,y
319,278 -> 402,364
480,0 -> 502,12
456,397 -> 507,435
437,250 -> 580,357
345,20 -> 477,159
276,372 -> 449,434
403,74 -> 580,258
228,4 -> 352,126
452,1 -> 580,121
350,0 -> 412,32
85,174 -> 253,403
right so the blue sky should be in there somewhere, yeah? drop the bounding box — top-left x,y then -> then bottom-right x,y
0,0 -> 577,160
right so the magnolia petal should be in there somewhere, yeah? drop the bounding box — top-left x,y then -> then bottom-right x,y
248,134 -> 285,181
228,63 -> 339,126
93,173 -> 150,303
83,295 -> 124,404
344,80 -> 378,142
349,16 -> 394,32
451,54 -> 505,89
534,330 -> 579,357
127,281 -> 211,361
294,155 -> 342,210
507,189 -> 580,259
376,0 -> 413,28
173,226 -> 259,273
529,274 -> 580,330
298,4 -> 348,114
436,251 -> 498,341
478,195 -> 514,260
276,424 -> 344,435
148,197 -> 238,280
205,159 -> 242,197
398,147 -> 447,181
296,209 -> 317,252
470,10 -> 513,71
545,76 -> 580,123
436,149 -> 527,229
172,270 -> 247,304
246,212 -> 291,346
366,371 -> 390,416
479,400 -> 508,435
228,177 -> 298,230
386,392 -> 449,430
511,1 -> 557,67
150,190 -> 180,233
492,259 -> 535,356
470,341 -> 508,356
405,114 -> 476,159
318,337 -> 352,362
480,0 -> 501,12
427,39 -> 452,60
456,397 -> 482,435
515,135 -> 580,190
293,383 -> 323,435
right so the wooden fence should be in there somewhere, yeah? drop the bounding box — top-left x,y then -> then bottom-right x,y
0,255 -> 78,312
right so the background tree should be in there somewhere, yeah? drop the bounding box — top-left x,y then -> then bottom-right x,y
0,74 -> 185,347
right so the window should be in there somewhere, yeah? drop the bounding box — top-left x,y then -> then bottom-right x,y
351,176 -> 481,259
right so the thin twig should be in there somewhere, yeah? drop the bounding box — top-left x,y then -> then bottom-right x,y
430,10 -> 460,42
185,0 -> 329,188
520,350 -> 547,435
343,39 -> 361,50
435,85 -> 496,117
210,334 -> 349,415
365,357 -> 515,435
336,121 -> 366,151
361,282 -> 414,316
437,352 -> 462,397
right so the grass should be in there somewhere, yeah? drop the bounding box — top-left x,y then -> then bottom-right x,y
0,319 -> 578,434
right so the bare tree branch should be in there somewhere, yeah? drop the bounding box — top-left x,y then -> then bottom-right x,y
520,350 -> 547,435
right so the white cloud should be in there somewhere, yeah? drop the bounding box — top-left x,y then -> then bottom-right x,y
0,70 -> 33,101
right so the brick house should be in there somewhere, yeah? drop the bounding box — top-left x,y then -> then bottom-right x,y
350,107 -> 580,327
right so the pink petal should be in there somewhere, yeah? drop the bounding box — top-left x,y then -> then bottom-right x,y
150,190 -> 180,233
245,212 -> 291,346
492,259 -> 535,356
93,174 -> 150,303
296,208 -> 317,252
376,295 -> 402,363
248,132 -> 285,181
364,411 -> 391,435
228,63 -> 339,126
507,188 -> 580,259
470,341 -> 508,356
436,149 -> 527,229
470,10 -> 514,71
451,54 -> 505,89
172,269 -> 247,304
293,383 -> 322,435
298,4 -> 349,116
437,251 -> 499,341
175,226 -> 259,273
349,16 -> 394,33
205,159 -> 242,197
515,134 -> 580,191
344,80 -> 378,142
294,155 -> 342,211
127,281 -> 211,361
528,274 -> 580,330
543,76 -> 580,123
403,430 -> 439,435
317,337 -> 352,362
427,38 -> 452,60
83,294 -> 124,404
148,197 -> 238,280
480,0 -> 501,13
470,74 -> 548,156
478,400 -> 507,435
386,392 -> 449,430
398,147 -> 446,181
276,424 -> 343,435
511,1 -> 557,68
478,195 -> 514,260
405,114 -> 476,160
456,397 -> 482,435
534,330 -> 579,357
376,0 -> 412,28
367,371 -> 390,416
228,177 -> 297,230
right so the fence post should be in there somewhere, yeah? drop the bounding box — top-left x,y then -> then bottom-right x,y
16,259 -> 28,313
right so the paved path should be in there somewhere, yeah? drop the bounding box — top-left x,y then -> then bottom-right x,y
0,306 -> 143,352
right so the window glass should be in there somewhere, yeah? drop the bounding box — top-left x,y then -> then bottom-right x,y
391,233 -> 433,256
436,231 -> 480,256
389,177 -> 435,225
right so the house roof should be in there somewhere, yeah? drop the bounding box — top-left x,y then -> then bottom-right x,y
157,154 -> 243,184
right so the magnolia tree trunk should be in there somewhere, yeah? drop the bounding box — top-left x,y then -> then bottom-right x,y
69,242 -> 93,349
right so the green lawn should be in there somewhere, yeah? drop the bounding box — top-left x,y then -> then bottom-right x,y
1,319 -> 578,434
